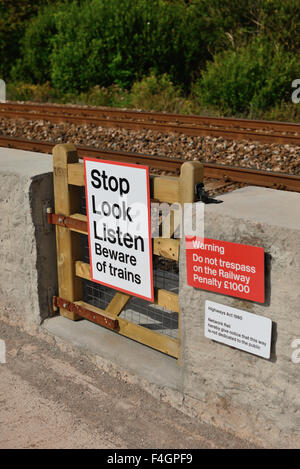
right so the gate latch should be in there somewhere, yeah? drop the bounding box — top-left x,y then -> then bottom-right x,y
195,183 -> 223,204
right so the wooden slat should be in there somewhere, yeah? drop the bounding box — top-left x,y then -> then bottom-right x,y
117,316 -> 179,358
53,144 -> 82,320
75,261 -> 179,313
156,289 -> 180,313
105,292 -> 131,316
75,260 -> 92,280
73,300 -> 178,358
151,176 -> 179,203
68,163 -> 85,186
68,162 -> 179,203
153,238 -> 180,261
68,213 -> 180,261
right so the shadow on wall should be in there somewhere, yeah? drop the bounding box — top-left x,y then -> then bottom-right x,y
30,173 -> 58,323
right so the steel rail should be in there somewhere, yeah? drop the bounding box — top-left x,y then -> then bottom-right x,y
0,135 -> 299,191
1,102 -> 300,133
0,135 -> 182,172
1,104 -> 300,145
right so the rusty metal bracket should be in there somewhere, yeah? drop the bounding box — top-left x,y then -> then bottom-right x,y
47,212 -> 88,233
53,296 -> 119,330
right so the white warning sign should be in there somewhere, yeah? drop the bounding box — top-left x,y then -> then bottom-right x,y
205,300 -> 272,358
84,158 -> 153,302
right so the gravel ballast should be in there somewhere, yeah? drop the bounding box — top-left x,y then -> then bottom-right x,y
1,118 -> 299,174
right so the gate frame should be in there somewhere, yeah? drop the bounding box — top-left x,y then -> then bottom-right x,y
51,143 -> 203,361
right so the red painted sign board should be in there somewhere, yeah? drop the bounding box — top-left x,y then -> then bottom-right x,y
186,237 -> 265,303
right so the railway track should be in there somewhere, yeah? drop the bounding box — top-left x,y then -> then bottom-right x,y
1,135 -> 299,192
1,102 -> 300,145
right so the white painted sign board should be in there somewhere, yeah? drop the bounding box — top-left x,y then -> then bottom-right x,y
205,300 -> 272,358
84,158 -> 154,302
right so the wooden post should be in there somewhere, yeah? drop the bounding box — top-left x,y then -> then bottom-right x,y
53,143 -> 82,320
178,161 -> 204,365
179,161 -> 204,204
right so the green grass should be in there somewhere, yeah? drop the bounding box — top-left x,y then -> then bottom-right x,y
6,79 -> 300,123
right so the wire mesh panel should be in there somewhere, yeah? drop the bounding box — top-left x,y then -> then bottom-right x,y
80,188 -> 179,339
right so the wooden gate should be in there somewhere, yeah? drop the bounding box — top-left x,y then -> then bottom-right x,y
49,143 -> 203,361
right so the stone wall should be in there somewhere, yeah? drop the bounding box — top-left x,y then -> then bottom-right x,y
0,148 -> 57,329
179,186 -> 300,447
1,147 -> 300,447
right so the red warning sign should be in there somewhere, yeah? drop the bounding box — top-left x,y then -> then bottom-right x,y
186,237 -> 265,303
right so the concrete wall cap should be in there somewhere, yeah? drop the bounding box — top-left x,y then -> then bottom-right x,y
203,186 -> 300,230
0,147 -> 52,177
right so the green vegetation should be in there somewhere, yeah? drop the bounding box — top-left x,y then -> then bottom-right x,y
1,0 -> 300,121
0,0 -> 51,80
196,39 -> 300,115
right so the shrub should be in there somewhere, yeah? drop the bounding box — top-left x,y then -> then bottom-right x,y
6,82 -> 56,102
252,102 -> 300,123
10,3 -> 59,84
49,0 -> 211,93
196,39 -> 300,115
66,84 -> 130,107
0,0 -> 49,80
193,0 -> 300,53
257,0 -> 300,54
129,72 -> 189,113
